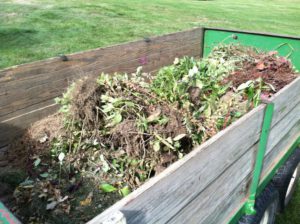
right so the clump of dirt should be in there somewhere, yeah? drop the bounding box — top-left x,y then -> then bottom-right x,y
150,105 -> 187,138
224,51 -> 297,92
69,77 -> 105,130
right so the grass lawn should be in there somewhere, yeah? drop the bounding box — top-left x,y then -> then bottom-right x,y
1,0 -> 300,69
1,0 -> 300,223
276,180 -> 300,224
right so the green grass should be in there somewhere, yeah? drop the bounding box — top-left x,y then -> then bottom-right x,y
276,180 -> 300,224
1,0 -> 300,222
1,0 -> 300,69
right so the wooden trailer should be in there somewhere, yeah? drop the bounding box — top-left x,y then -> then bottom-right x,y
0,28 -> 300,224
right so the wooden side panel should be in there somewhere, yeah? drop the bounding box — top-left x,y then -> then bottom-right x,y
261,118 -> 300,180
168,147 -> 255,224
0,28 -> 203,147
265,102 -> 300,156
260,77 -> 300,181
269,77 -> 300,127
265,121 -> 300,178
0,28 -> 202,121
88,105 -> 265,224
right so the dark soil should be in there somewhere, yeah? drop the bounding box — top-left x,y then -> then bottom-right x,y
5,113 -> 64,172
69,77 -> 105,130
224,52 -> 297,93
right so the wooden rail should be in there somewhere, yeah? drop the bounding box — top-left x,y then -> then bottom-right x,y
260,77 -> 300,182
0,28 -> 203,147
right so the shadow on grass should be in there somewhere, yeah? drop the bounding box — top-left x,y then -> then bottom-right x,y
0,28 -> 40,50
276,180 -> 300,224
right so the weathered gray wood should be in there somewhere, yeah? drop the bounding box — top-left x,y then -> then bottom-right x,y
265,102 -> 300,156
88,105 -> 265,224
261,119 -> 300,182
269,77 -> 300,127
168,146 -> 255,224
99,211 -> 126,224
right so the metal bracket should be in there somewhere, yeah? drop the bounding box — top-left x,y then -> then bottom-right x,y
245,103 -> 274,215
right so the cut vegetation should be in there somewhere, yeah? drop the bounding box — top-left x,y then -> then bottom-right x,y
0,44 -> 299,223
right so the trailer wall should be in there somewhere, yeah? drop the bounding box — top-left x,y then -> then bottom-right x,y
0,28 -> 203,148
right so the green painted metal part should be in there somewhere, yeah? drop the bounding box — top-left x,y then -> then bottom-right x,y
245,103 -> 274,215
203,29 -> 300,70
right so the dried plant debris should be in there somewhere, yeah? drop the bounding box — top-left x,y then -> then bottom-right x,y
3,44 -> 298,223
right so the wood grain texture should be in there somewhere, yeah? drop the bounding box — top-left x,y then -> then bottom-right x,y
0,28 -> 203,147
168,147 -> 255,224
265,102 -> 300,156
88,105 -> 265,224
261,118 -> 300,182
269,77 -> 300,128
0,43 -> 200,120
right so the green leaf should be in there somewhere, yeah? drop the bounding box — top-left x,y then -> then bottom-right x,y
195,79 -> 203,89
237,80 -> 253,91
100,183 -> 117,193
106,112 -> 123,127
204,105 -> 212,117
40,173 -> 49,178
113,113 -> 122,124
120,186 -> 131,197
102,103 -> 114,113
34,158 -> 41,167
234,111 -> 242,118
125,101 -> 135,107
153,141 -> 160,152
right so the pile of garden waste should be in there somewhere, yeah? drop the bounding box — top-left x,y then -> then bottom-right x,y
0,44 -> 298,223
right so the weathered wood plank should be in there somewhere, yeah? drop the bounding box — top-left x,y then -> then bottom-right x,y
269,77 -> 300,127
265,102 -> 300,156
261,119 -> 300,182
168,146 -> 255,224
0,28 -> 202,84
88,105 -> 265,224
0,41 -> 201,121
